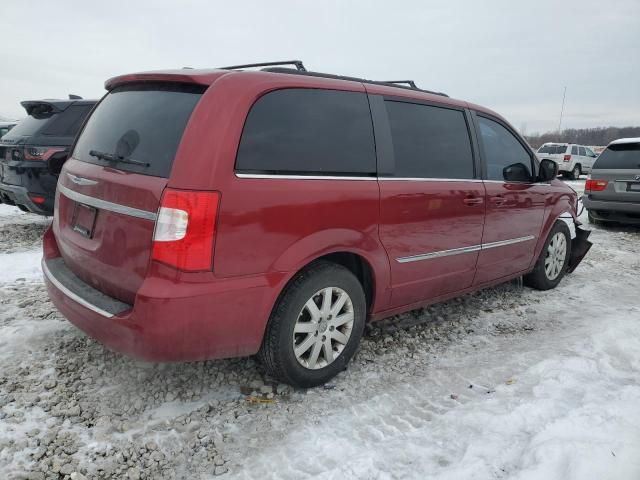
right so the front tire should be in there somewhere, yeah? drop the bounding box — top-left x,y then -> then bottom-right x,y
524,222 -> 571,290
258,261 -> 366,388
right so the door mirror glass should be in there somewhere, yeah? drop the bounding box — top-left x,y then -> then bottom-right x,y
538,158 -> 558,182
503,162 -> 532,182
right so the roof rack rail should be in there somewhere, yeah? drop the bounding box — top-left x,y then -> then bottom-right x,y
222,60 -> 306,72
261,67 -> 449,97
382,80 -> 418,89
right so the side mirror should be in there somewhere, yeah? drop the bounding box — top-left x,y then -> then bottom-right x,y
538,158 -> 558,182
503,162 -> 532,182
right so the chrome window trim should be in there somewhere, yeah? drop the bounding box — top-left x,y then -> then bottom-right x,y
378,177 -> 483,183
42,260 -> 114,318
234,173 -> 553,185
235,173 -> 377,181
396,235 -> 535,263
57,183 -> 157,221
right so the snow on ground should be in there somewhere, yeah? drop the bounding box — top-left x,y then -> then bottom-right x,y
1,183 -> 639,480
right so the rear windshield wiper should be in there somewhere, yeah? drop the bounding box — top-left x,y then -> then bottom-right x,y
89,149 -> 150,167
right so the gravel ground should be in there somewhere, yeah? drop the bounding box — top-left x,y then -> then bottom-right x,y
1,181 -> 639,480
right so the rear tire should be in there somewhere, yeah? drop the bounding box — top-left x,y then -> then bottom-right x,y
258,261 -> 366,388
524,222 -> 572,291
569,164 -> 581,180
587,211 -> 599,225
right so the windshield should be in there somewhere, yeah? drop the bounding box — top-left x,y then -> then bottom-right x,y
537,144 -> 566,154
594,143 -> 640,169
0,116 -> 49,141
73,83 -> 206,177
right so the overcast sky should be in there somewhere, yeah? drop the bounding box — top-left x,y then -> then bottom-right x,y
2,0 -> 638,133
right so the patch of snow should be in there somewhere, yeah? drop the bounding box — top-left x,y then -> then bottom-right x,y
0,250 -> 43,284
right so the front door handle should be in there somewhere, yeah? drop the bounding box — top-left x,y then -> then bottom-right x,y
463,196 -> 484,206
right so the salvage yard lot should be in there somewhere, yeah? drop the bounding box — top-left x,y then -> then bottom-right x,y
1,180 -> 640,480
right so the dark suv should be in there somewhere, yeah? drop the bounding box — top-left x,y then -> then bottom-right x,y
0,98 -> 95,215
43,61 -> 591,387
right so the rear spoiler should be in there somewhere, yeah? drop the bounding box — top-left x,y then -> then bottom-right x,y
20,100 -> 70,118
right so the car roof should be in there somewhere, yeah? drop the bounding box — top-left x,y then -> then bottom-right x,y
105,68 -> 507,122
609,137 -> 640,146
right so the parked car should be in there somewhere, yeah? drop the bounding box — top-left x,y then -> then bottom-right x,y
42,61 -> 592,387
0,121 -> 17,139
536,143 -> 598,179
583,137 -> 640,225
0,97 -> 96,215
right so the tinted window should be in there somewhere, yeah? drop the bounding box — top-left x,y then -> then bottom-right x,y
236,89 -> 375,175
0,116 -> 49,141
478,116 -> 533,181
585,147 -> 596,157
538,144 -> 567,154
593,143 -> 640,169
41,104 -> 93,137
74,83 -> 205,178
571,145 -> 578,155
385,101 -> 474,179
578,146 -> 586,156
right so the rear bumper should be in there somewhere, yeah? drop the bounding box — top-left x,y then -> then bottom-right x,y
0,182 -> 53,215
42,230 -> 283,361
583,197 -> 640,224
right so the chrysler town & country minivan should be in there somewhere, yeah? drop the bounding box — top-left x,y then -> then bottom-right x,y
42,61 -> 592,387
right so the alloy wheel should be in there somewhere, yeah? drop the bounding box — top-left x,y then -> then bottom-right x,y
293,287 -> 354,370
544,232 -> 567,280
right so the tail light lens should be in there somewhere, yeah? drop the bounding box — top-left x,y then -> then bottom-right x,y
585,179 -> 608,192
563,154 -> 571,162
23,146 -> 66,161
152,189 -> 220,271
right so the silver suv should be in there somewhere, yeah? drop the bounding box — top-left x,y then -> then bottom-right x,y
537,143 -> 598,180
583,138 -> 640,225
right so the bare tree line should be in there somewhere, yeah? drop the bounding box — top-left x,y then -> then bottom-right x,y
525,126 -> 640,148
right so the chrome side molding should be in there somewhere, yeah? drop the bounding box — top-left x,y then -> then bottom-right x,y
396,235 -> 535,263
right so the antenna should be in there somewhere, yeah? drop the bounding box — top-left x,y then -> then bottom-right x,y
557,86 -> 567,134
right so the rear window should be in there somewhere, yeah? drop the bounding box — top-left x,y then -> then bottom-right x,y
0,116 -> 49,140
385,101 -> 474,179
537,144 -> 566,154
73,83 -> 205,177
236,88 -> 376,176
41,104 -> 93,137
593,143 -> 640,169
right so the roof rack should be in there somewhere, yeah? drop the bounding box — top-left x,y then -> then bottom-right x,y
382,80 -> 418,89
261,67 -> 449,97
221,60 -> 307,72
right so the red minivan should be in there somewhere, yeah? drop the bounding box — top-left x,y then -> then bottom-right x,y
43,61 -> 591,387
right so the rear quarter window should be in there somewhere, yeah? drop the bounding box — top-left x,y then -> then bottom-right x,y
235,88 -> 376,176
593,143 -> 640,169
41,104 -> 93,137
73,83 -> 205,178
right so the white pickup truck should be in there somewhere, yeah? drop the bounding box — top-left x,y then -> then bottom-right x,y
536,143 -> 598,180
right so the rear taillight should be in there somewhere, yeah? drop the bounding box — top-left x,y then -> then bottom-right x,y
29,194 -> 46,205
563,154 -> 571,162
22,146 -> 66,161
585,179 -> 608,192
151,189 -> 220,272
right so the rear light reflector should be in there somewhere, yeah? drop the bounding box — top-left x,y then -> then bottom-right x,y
563,154 -> 571,162
152,189 -> 220,271
29,194 -> 46,204
585,179 -> 608,192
